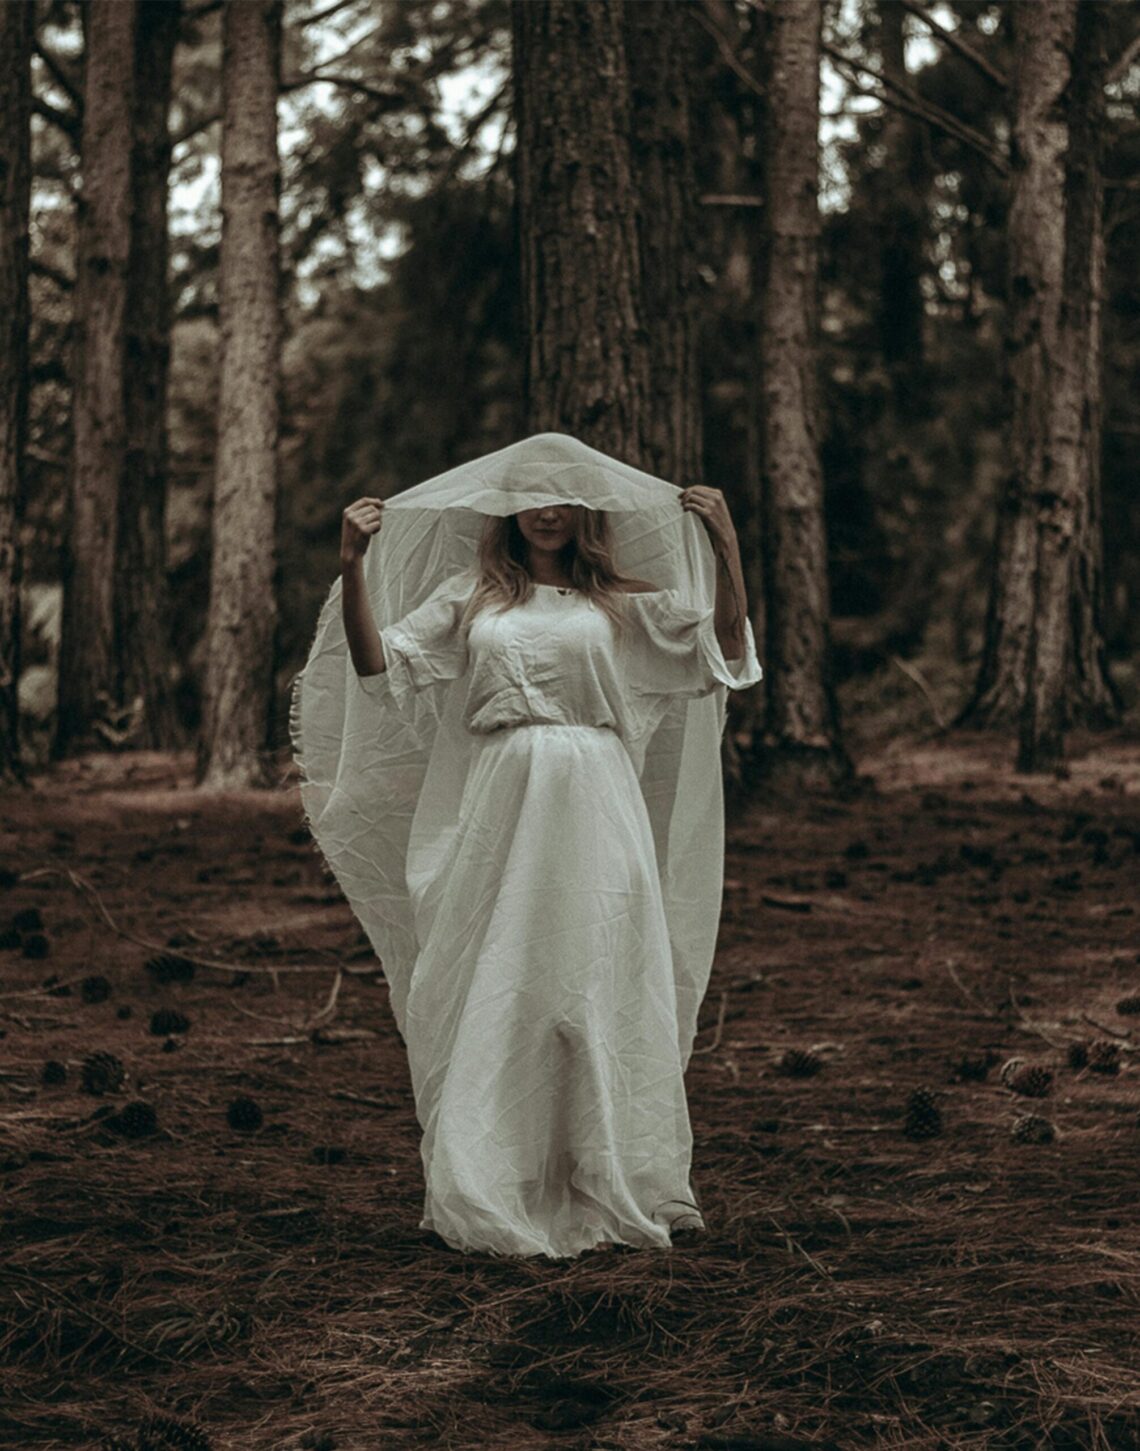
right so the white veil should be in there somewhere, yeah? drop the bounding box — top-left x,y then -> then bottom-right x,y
289,432 -> 755,1069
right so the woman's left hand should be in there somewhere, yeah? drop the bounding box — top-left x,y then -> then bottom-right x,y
680,485 -> 738,557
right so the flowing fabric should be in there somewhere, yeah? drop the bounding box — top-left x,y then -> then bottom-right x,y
289,433 -> 762,1258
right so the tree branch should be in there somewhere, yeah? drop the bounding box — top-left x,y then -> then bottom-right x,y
279,72 -> 408,109
31,259 -> 75,291
823,43 -> 1009,177
34,40 -> 83,110
1106,28 -> 1140,88
32,96 -> 80,142
897,1 -> 1008,90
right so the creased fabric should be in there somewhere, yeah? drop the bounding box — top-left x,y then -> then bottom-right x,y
289,432 -> 762,1258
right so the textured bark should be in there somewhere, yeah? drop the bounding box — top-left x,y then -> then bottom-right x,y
960,0 -> 1073,728
198,0 -> 282,789
1018,0 -> 1117,771
0,0 -> 32,778
56,0 -> 137,755
511,0 -> 648,460
759,0 -> 849,786
116,0 -> 180,748
625,0 -> 701,485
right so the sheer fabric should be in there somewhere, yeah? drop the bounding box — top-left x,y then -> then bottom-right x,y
290,433 -> 762,1257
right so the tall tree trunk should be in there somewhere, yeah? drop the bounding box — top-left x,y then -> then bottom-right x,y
510,0 -> 648,459
625,0 -> 701,485
198,0 -> 282,790
116,0 -> 180,748
875,0 -> 925,375
758,0 -> 849,788
957,0 -> 1113,731
56,0 -> 137,756
0,0 -> 33,780
1018,0 -> 1117,771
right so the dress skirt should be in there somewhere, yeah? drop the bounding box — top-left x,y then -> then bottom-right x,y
402,720 -> 704,1259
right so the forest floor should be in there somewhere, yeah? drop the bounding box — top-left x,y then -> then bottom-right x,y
1,729 -> 1139,1451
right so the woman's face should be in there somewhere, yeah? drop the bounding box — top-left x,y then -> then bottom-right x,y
515,503 -> 578,556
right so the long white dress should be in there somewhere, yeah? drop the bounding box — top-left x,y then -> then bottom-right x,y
352,574 -> 760,1259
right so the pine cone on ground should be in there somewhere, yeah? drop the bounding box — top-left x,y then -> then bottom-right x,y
81,1051 -> 125,1096
226,1096 -> 263,1132
999,1057 -> 1027,1088
777,1048 -> 822,1078
161,1036 -> 181,1054
12,907 -> 43,933
41,1059 -> 67,1086
22,931 -> 50,959
1012,1113 -> 1056,1145
950,1051 -> 993,1082
1007,1064 -> 1053,1098
0,927 -> 21,950
145,952 -> 196,985
903,1088 -> 942,1140
81,974 -> 112,1004
1088,1040 -> 1121,1075
136,1415 -> 212,1451
109,1100 -> 158,1139
1115,993 -> 1140,1016
1067,1041 -> 1089,1070
149,1008 -> 190,1036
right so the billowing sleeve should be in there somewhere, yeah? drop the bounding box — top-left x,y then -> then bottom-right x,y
621,588 -> 763,703
356,571 -> 474,706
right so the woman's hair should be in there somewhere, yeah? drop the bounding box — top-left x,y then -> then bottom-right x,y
456,507 -> 652,638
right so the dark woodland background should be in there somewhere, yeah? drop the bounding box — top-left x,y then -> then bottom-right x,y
1,0 -> 1137,792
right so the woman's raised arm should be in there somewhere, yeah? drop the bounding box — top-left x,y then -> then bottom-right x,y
340,497 -> 387,678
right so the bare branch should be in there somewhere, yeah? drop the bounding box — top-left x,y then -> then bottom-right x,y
898,2 -> 1008,90
1106,28 -> 1140,88
279,71 -> 408,108
823,43 -> 1009,177
32,96 -> 79,142
697,1 -> 764,100
31,259 -> 74,291
34,40 -> 83,110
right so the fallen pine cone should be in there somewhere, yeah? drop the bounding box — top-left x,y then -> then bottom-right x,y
144,952 -> 196,985
1012,1113 -> 1056,1145
150,1008 -> 190,1036
81,974 -> 112,1004
108,1100 -> 158,1139
903,1087 -> 942,1140
777,1048 -> 822,1078
1067,1041 -> 1089,1070
1088,1040 -> 1121,1075
1115,993 -> 1140,1016
41,1059 -> 67,1086
135,1414 -> 212,1451
1006,1064 -> 1053,1098
81,1051 -> 125,1096
226,1096 -> 263,1132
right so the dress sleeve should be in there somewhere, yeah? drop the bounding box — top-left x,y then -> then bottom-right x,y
356,571 -> 474,705
621,588 -> 763,702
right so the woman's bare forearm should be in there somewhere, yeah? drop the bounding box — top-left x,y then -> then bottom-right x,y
713,537 -> 748,662
341,556 -> 386,676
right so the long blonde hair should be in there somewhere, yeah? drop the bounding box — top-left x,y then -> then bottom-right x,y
457,508 -> 653,638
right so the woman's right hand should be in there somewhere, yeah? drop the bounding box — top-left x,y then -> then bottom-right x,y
340,497 -> 385,567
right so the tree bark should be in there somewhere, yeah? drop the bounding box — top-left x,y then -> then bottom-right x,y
198,0 -> 282,789
116,0 -> 180,749
625,0 -> 701,485
0,0 -> 33,779
511,0 -> 648,460
758,0 -> 849,787
1018,0 -> 1117,770
56,0 -> 137,756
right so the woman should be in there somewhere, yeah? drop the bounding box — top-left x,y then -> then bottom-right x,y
291,433 -> 761,1260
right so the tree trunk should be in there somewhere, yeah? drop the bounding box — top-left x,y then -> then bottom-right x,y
198,0 -> 282,790
116,0 -> 181,748
957,0 -> 1113,731
758,0 -> 849,788
0,0 -> 33,780
56,0 -> 137,756
624,0 -> 701,485
1018,0 -> 1117,771
510,0 -> 648,460
875,0 -> 925,375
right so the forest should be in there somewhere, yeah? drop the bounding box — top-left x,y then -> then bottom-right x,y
2,1 -> 1140,1449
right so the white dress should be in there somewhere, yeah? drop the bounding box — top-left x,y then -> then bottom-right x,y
352,574 -> 760,1259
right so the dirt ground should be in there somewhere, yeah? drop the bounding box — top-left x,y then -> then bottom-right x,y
1,730 -> 1138,1451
